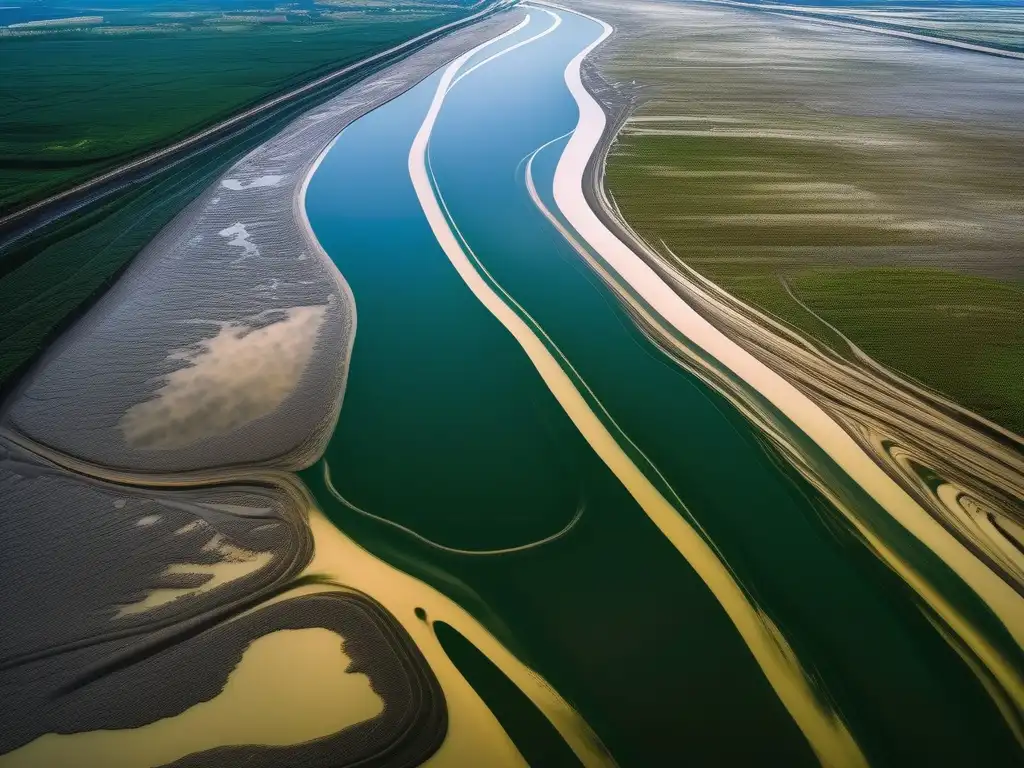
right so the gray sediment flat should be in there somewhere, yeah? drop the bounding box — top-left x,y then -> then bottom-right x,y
0,440 -> 309,667
1,9 -> 524,475
0,10 -> 522,767
0,439 -> 444,766
1,440 -> 304,749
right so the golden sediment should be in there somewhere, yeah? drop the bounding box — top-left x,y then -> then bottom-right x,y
1,627 -> 385,768
663,251 -> 1024,600
549,8 -> 1024,735
411,25 -> 868,767
0,425 -> 612,768
212,487 -> 614,768
531,149 -> 1024,734
528,33 -> 1024,741
299,510 -> 616,768
114,534 -> 275,618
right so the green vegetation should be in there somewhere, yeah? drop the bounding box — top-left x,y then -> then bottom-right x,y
0,4 -> 464,211
595,0 -> 1024,438
790,268 -> 1024,434
606,131 -> 1024,434
0,129 -> 241,388
0,1 -> 478,394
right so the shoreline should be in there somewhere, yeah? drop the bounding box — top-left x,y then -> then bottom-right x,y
293,130 -> 358,474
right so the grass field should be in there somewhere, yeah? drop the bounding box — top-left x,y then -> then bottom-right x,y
608,132 -> 1024,435
593,0 -> 1024,435
790,268 -> 1023,432
0,2 -> 467,211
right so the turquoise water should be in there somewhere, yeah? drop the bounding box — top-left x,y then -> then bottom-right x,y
303,8 -> 1024,765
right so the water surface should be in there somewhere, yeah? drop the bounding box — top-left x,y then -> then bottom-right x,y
304,8 -> 1024,765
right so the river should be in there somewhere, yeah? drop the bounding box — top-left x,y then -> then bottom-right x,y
302,5 -> 1024,766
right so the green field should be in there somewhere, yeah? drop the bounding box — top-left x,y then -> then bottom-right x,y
606,129 -> 1024,436
0,4 -> 465,211
789,267 -> 1023,433
587,0 -> 1024,438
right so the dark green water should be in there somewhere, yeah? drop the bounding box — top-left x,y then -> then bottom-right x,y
302,8 -> 1024,765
